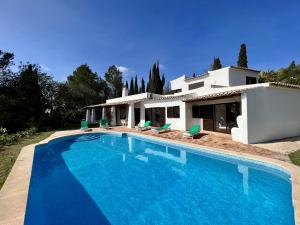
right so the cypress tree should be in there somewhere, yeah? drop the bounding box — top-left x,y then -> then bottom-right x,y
237,43 -> 248,68
146,69 -> 151,92
134,75 -> 139,94
156,61 -> 162,94
125,81 -> 128,89
148,63 -> 156,93
192,73 -> 196,77
148,61 -> 165,94
129,77 -> 134,95
211,57 -> 222,70
160,74 -> 165,94
141,78 -> 145,93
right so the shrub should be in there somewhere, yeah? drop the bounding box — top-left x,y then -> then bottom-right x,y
0,127 -> 37,146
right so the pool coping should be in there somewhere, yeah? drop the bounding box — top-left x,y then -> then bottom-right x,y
0,129 -> 299,225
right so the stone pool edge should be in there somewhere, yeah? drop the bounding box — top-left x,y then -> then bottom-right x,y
0,129 -> 299,225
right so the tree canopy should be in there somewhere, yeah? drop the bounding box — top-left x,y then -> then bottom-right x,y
104,65 -> 123,98
259,61 -> 300,85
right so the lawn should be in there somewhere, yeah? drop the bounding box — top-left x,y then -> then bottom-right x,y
289,149 -> 300,166
0,131 -> 54,189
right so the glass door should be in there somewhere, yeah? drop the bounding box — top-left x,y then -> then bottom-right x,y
214,104 -> 227,133
145,107 -> 166,127
134,108 -> 140,126
226,102 -> 241,132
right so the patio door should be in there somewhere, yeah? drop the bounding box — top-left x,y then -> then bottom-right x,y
134,108 -> 140,126
214,104 -> 227,133
145,107 -> 165,127
214,102 -> 241,133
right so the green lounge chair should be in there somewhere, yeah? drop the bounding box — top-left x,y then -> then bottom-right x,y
80,120 -> 92,131
138,121 -> 151,131
100,118 -> 110,129
154,123 -> 171,133
183,124 -> 201,138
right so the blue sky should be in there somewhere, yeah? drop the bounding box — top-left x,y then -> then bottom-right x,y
1,0 -> 300,83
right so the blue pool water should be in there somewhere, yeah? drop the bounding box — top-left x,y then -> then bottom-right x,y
25,133 -> 295,225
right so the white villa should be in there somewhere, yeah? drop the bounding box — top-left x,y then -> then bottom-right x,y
84,66 -> 300,144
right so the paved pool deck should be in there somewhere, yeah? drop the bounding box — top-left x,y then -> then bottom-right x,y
1,128 -> 300,225
254,135 -> 300,154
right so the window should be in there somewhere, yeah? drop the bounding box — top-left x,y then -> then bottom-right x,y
169,89 -> 182,94
188,82 -> 204,90
246,76 -> 257,84
167,106 -> 180,118
192,105 -> 213,119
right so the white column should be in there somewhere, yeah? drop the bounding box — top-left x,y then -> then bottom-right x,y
102,107 -> 106,119
241,93 -> 248,144
140,103 -> 145,125
111,106 -> 116,126
127,103 -> 135,128
85,109 -> 90,123
180,101 -> 187,131
91,108 -> 96,123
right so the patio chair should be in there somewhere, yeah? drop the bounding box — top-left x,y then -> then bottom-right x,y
80,120 -> 92,131
153,123 -> 171,133
138,121 -> 151,131
100,118 -> 111,129
183,124 -> 201,139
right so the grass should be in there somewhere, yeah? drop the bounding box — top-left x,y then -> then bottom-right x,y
289,149 -> 300,166
0,131 -> 54,189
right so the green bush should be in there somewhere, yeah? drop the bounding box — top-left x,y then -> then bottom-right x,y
0,127 -> 37,146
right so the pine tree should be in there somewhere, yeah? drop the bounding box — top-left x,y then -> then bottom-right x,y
134,76 -> 139,94
104,65 -> 123,98
211,57 -> 222,70
129,77 -> 134,95
237,43 -> 248,68
125,81 -> 128,89
141,78 -> 145,93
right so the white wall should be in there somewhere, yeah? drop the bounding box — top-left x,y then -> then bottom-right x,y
241,87 -> 300,143
169,67 -> 260,95
206,68 -> 230,87
143,99 -> 187,130
184,75 -> 208,91
170,75 -> 186,91
228,67 -> 259,86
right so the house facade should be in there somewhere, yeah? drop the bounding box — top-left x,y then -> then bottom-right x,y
85,66 -> 300,144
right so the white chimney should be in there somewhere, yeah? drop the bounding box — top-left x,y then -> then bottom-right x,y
122,87 -> 128,98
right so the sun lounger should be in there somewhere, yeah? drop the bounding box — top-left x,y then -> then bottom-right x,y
153,123 -> 171,133
183,124 -> 201,139
138,121 -> 151,131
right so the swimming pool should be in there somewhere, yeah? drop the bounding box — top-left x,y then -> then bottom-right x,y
25,132 -> 295,225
